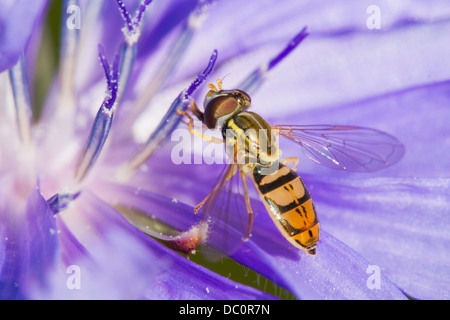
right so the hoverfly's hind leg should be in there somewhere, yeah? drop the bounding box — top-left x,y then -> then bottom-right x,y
194,164 -> 238,214
194,193 -> 210,214
240,170 -> 254,242
280,157 -> 299,171
177,107 -> 223,144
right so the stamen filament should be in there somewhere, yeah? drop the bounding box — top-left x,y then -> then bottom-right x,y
74,105 -> 114,184
134,0 -> 153,27
57,0 -> 81,115
116,49 -> 218,181
115,0 -> 154,45
239,27 -> 309,94
113,0 -> 154,110
127,0 -> 214,125
47,190 -> 81,214
114,0 -> 134,32
74,46 -> 120,184
98,45 -> 120,111
267,27 -> 309,71
8,54 -> 33,147
117,41 -> 137,102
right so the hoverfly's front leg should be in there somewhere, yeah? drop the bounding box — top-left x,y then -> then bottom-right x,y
239,168 -> 254,242
188,99 -> 204,123
280,157 -> 299,171
177,104 -> 223,144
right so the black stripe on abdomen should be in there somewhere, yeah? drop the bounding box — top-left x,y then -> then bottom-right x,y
254,164 -> 298,194
274,190 -> 311,214
258,171 -> 298,194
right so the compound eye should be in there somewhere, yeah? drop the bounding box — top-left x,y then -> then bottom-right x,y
203,95 -> 238,129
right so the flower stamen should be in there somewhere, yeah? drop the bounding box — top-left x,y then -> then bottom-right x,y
8,54 -> 33,147
238,26 -> 309,94
114,0 -> 154,107
47,189 -> 81,214
115,0 -> 135,34
134,0 -> 154,27
74,45 -> 120,185
57,0 -> 81,115
128,0 -> 215,125
116,49 -> 218,181
98,45 -> 120,112
267,26 -> 309,71
115,0 -> 153,46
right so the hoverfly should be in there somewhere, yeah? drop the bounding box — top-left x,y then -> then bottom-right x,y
177,78 -> 404,256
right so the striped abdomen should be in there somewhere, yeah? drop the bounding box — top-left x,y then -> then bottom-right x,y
253,163 -> 319,255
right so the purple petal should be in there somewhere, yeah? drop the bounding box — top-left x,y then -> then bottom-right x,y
0,0 -> 48,72
90,183 -> 276,299
36,187 -> 274,299
136,0 -> 197,59
143,243 -> 277,300
241,24 -> 450,121
236,228 -> 407,300
96,182 -> 406,299
306,174 -> 450,299
25,184 -> 59,286
0,183 -> 57,299
273,80 -> 450,178
35,190 -> 165,299
231,198 -> 406,300
168,0 -> 450,88
0,182 -> 26,299
0,227 -> 25,298
0,226 -> 5,275
54,214 -> 90,266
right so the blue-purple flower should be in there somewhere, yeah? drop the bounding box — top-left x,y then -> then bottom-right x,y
0,0 -> 449,300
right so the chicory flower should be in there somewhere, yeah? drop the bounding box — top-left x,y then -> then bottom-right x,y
0,0 -> 449,300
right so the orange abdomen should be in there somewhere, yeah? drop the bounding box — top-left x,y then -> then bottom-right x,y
253,163 -> 319,255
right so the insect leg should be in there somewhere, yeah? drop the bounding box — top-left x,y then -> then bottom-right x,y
177,109 -> 223,144
188,99 -> 204,122
194,164 -> 238,214
239,169 -> 254,241
281,157 -> 299,171
194,193 -> 211,214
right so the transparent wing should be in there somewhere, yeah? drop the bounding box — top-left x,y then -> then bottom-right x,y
274,124 -> 405,172
197,163 -> 256,259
